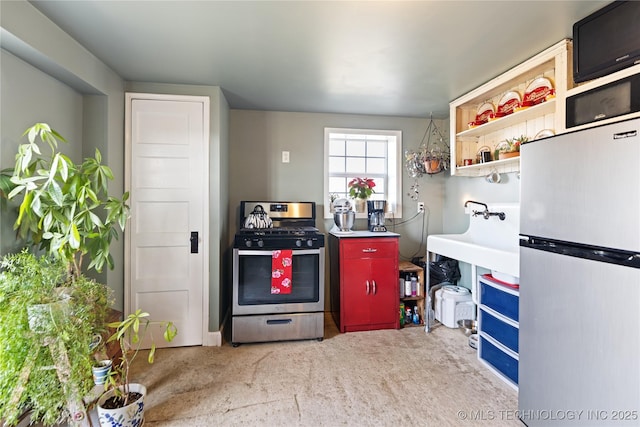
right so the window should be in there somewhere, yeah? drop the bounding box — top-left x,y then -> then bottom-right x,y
324,128 -> 402,218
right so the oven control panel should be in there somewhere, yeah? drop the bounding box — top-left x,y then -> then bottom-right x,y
235,235 -> 325,249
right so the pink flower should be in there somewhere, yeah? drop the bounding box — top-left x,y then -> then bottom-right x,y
347,177 -> 376,199
282,257 -> 292,267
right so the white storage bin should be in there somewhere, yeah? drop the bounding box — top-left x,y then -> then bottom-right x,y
434,285 -> 475,328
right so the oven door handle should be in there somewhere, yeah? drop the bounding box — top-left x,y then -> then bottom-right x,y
236,249 -> 321,256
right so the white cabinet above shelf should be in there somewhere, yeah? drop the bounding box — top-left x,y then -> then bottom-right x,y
449,39 -> 572,177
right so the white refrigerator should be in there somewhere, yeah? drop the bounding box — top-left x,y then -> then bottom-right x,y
519,118 -> 640,426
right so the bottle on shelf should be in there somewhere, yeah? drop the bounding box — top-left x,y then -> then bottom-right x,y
404,275 -> 412,297
411,276 -> 417,297
413,305 -> 420,324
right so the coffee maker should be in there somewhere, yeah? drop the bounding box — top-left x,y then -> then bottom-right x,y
367,200 -> 387,232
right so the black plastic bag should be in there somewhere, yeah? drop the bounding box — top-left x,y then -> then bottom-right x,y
429,255 -> 461,285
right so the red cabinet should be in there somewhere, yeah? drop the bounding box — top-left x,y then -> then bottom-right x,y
329,235 -> 399,332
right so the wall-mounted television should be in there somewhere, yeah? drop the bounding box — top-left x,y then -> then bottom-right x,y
573,0 -> 640,83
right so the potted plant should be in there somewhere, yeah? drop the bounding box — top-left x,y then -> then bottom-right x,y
496,135 -> 527,160
0,123 -> 130,426
0,250 -> 110,426
96,309 -> 177,427
347,177 -> 375,212
2,123 -> 130,278
421,146 -> 450,175
404,115 -> 450,178
1,122 -> 129,340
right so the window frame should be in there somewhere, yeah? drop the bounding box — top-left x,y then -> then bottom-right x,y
323,127 -> 403,219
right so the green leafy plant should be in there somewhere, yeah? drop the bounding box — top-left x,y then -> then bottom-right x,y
0,123 -> 129,425
103,309 -> 177,408
347,177 -> 376,200
0,250 -> 110,426
498,135 -> 528,153
3,123 -> 130,277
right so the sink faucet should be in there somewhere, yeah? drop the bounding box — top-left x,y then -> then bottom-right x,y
464,200 -> 506,220
464,200 -> 488,211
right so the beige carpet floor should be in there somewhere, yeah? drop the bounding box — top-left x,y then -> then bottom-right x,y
129,314 -> 521,426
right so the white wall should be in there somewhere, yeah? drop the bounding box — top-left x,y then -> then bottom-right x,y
443,172 -> 520,233
442,171 -> 520,288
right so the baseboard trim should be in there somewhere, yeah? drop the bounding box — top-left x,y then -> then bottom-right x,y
203,309 -> 229,347
204,331 -> 222,347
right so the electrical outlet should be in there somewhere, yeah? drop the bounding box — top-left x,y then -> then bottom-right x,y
417,202 -> 425,213
282,151 -> 290,163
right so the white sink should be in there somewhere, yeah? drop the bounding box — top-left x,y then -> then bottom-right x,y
427,202 -> 520,278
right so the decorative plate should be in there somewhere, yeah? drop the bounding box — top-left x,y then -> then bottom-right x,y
495,91 -> 521,117
468,102 -> 495,128
522,77 -> 554,107
534,129 -> 555,140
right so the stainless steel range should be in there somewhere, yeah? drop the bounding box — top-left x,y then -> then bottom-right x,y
232,201 -> 325,346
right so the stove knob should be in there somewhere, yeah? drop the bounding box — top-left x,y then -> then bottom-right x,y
257,240 -> 264,248
295,240 -> 303,247
306,239 -> 314,247
245,240 -> 252,248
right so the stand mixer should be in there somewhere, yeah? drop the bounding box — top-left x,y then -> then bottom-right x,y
367,200 -> 387,232
331,199 -> 355,233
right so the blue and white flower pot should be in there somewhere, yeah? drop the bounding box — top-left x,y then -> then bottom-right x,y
97,383 -> 146,427
92,360 -> 112,385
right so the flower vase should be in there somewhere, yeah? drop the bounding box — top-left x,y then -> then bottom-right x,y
354,198 -> 366,213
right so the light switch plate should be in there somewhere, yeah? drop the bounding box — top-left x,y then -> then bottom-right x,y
282,151 -> 290,163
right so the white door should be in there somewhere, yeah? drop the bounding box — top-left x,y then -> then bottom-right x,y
125,93 -> 209,348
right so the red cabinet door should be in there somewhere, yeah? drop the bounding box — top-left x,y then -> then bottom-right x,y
341,257 -> 373,329
369,256 -> 399,327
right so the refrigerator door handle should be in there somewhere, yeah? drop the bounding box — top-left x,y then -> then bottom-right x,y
520,236 -> 640,269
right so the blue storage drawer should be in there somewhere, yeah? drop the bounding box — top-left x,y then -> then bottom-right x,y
480,280 -> 519,321
480,335 -> 518,385
480,308 -> 519,353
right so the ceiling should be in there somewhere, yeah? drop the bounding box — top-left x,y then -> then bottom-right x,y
29,0 -> 609,118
